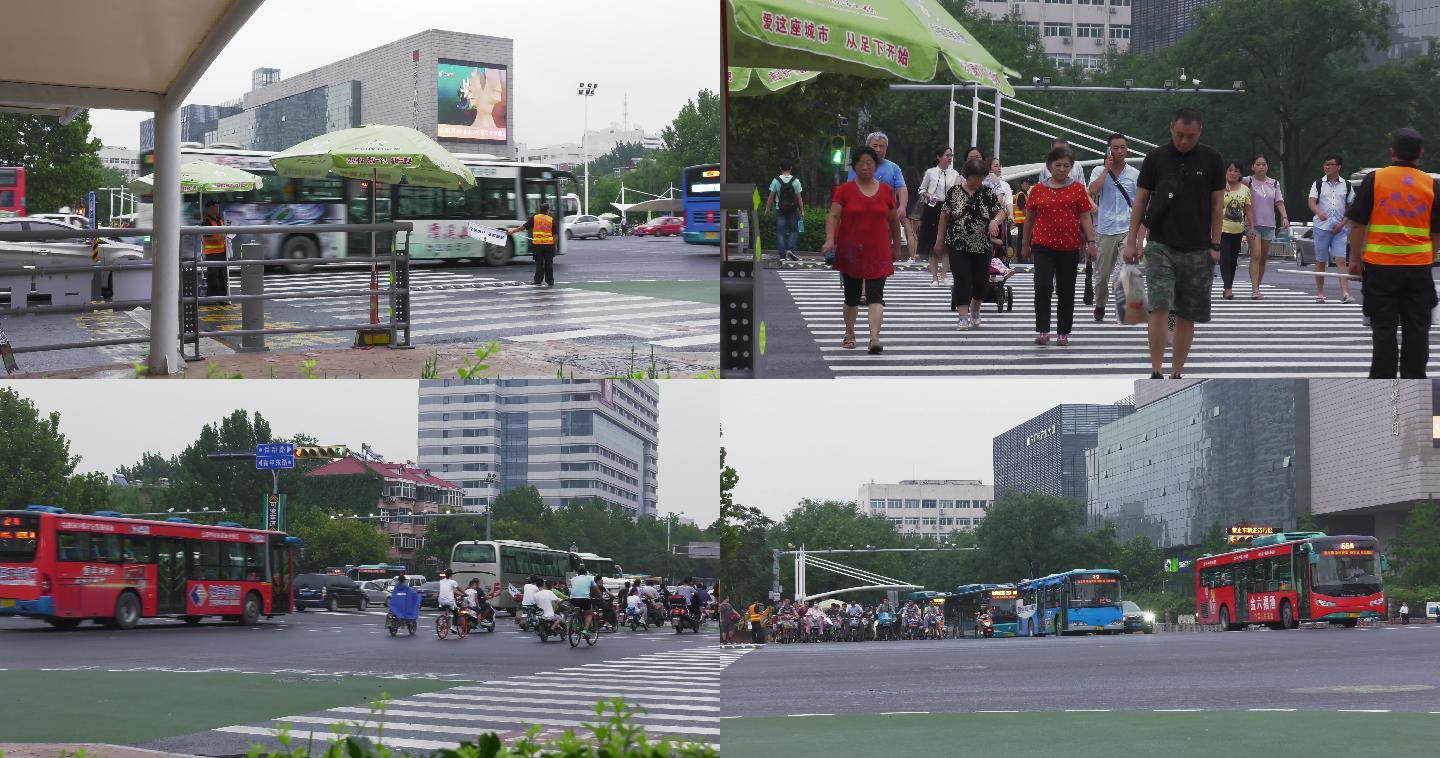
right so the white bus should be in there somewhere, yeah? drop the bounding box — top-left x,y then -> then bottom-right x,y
448,540 -> 622,613
137,145 -> 576,271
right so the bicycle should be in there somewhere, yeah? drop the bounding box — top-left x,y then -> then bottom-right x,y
566,605 -> 601,648
436,606 -> 469,640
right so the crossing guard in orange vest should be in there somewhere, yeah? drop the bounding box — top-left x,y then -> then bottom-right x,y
200,201 -> 231,304
509,203 -> 557,287
1346,127 -> 1440,379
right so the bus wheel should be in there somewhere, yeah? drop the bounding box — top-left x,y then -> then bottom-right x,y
183,616 -> 202,625
1219,605 -> 1236,631
281,236 -> 319,273
1280,601 -> 1296,630
485,241 -> 513,267
238,593 -> 262,625
46,618 -> 81,630
112,591 -> 141,630
1341,620 -> 1358,628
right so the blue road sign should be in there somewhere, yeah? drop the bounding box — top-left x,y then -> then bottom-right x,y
256,456 -> 294,470
257,443 -> 296,457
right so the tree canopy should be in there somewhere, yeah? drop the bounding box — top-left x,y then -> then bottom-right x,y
0,112 -> 110,215
0,388 -> 108,512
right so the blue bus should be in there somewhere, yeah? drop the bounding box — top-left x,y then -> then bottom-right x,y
680,163 -> 720,245
1016,569 -> 1125,636
948,584 -> 1020,638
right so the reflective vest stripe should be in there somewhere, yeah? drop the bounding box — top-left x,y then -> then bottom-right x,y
1368,224 -> 1431,236
1362,165 -> 1435,266
202,219 -> 226,255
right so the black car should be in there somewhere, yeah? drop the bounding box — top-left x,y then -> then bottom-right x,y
295,573 -> 370,612
1122,601 -> 1155,634
417,581 -> 443,609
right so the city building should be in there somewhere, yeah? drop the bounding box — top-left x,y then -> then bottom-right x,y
518,123 -> 662,173
859,480 -> 994,538
994,402 -> 1136,505
417,380 -> 659,518
1130,0 -> 1213,54
303,455 -> 464,565
142,30 -> 515,157
1383,0 -> 1440,60
1086,380 -> 1308,549
138,103 -> 243,152
971,0 -> 1132,71
99,146 -> 140,181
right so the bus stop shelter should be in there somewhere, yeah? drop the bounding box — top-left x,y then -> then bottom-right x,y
0,0 -> 265,374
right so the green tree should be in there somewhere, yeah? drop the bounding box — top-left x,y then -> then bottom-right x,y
414,515 -> 489,574
719,442 -> 774,605
1197,521 -> 1228,557
0,388 -> 107,511
1118,535 -> 1165,594
969,491 -> 1096,581
661,89 -> 720,171
1390,501 -> 1440,586
117,451 -> 179,485
289,511 -> 391,572
0,113 -> 106,214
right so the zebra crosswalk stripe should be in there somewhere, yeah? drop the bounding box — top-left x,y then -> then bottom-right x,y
780,269 -> 1401,377
208,645 -> 749,752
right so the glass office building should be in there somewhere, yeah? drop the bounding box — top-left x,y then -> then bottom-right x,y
1087,380 -> 1309,548
994,403 -> 1135,505
417,380 -> 659,517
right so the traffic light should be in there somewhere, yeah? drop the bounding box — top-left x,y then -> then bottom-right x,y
830,136 -> 846,165
294,445 -> 349,460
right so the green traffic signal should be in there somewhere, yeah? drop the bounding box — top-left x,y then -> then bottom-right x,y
831,148 -> 845,165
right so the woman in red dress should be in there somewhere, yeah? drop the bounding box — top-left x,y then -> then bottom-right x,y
1020,146 -> 1097,346
823,146 -> 902,354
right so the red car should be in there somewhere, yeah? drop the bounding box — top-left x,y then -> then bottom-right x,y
635,216 -> 685,237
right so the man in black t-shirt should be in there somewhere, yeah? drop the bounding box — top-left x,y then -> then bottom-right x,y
1123,108 -> 1226,379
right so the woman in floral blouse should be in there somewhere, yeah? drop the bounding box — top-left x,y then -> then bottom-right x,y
935,158 -> 1004,330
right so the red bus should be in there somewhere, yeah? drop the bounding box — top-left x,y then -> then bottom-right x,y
0,167 -> 25,216
0,506 -> 297,630
1195,531 -> 1385,630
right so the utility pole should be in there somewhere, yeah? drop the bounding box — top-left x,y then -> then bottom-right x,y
578,82 -> 599,216
483,472 -> 497,541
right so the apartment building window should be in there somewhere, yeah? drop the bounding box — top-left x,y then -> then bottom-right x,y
1110,0 -> 1130,5
1044,22 -> 1072,37
1076,54 -> 1105,70
1076,23 -> 1105,38
921,500 -> 937,509
1076,0 -> 1104,4
1047,53 -> 1074,66
1110,25 -> 1130,39
940,518 -> 953,526
922,518 -> 937,526
1020,21 -> 1041,35
938,500 -> 954,509
1044,0 -> 1071,4
887,499 -> 903,509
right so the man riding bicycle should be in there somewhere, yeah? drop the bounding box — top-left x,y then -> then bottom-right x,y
436,569 -> 461,628
568,566 -> 597,638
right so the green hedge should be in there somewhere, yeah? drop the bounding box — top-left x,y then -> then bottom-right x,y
760,207 -> 831,255
1383,584 -> 1440,619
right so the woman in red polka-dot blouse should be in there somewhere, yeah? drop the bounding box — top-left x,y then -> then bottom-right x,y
1020,146 -> 1098,347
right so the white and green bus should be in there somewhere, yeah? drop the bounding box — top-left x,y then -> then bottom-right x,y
448,539 -> 622,613
138,144 -> 577,271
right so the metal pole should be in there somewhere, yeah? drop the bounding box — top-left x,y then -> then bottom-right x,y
148,105 -> 181,375
969,84 -> 980,150
947,84 -> 955,155
992,90 -> 1003,162
583,95 -> 590,216
238,242 -> 266,352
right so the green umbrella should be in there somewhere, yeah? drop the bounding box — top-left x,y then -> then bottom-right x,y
269,124 -> 476,330
725,0 -> 1015,96
129,160 -> 264,195
728,66 -> 821,96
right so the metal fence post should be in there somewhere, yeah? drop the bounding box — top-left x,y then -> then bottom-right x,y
238,242 -> 266,353
390,233 -> 411,349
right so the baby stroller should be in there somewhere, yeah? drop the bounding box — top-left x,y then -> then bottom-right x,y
985,255 -> 1015,312
386,584 -> 421,636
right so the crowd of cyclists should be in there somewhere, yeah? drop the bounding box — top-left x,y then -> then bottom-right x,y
733,597 -> 999,644
393,566 -> 716,644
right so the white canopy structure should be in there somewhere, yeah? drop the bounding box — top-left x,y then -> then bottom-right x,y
0,0 -> 265,373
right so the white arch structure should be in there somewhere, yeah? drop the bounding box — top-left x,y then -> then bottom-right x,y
793,547 -> 920,602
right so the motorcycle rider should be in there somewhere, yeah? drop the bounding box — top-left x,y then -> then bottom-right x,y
923,602 -> 941,637
532,579 -> 563,636
876,599 -> 896,638
901,601 -> 922,636
625,588 -> 646,625
388,573 -> 419,632
464,578 -> 498,629
690,578 -> 712,624
519,574 -> 542,628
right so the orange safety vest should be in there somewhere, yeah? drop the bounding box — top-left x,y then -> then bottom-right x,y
532,214 -> 555,246
1362,165 -> 1436,266
202,216 -> 227,256
748,603 -> 764,623
1012,191 -> 1027,225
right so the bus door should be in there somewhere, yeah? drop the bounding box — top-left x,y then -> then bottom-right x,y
1295,553 -> 1312,620
154,539 -> 188,614
268,536 -> 292,614
1234,565 -> 1250,622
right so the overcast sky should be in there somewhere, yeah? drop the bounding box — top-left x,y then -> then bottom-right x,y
89,0 -> 717,150
723,379 -> 1134,521
2,379 -> 715,523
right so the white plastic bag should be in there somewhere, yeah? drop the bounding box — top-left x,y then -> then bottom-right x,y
1117,264 -> 1148,325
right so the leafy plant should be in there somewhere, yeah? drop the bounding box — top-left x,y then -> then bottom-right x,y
299,359 -> 318,379
420,350 -> 441,380
133,362 -> 147,379
457,341 -> 501,380
206,362 -> 243,379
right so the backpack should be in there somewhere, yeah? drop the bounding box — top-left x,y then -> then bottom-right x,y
777,175 -> 799,215
1313,177 -> 1355,209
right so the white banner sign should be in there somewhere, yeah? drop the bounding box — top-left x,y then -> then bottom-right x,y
467,222 -> 509,246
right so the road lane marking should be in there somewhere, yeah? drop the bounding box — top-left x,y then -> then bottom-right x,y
880,711 -> 931,715
1249,708 -> 1296,712
786,713 -> 834,717
1064,709 -> 1111,712
275,715 -> 719,737
1154,709 -> 1205,712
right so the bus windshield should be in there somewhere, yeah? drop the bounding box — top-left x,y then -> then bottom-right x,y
1068,576 -> 1120,608
986,594 -> 1018,622
0,514 -> 39,562
1313,541 -> 1382,596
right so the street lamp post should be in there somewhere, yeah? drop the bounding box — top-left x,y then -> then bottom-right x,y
483,472 -> 498,541
577,82 -> 598,216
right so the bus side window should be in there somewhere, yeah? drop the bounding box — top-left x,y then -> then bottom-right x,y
123,535 -> 154,565
196,540 -> 221,580
57,531 -> 87,562
242,543 -> 264,581
219,542 -> 244,581
398,186 -> 442,219
1274,557 -> 1293,590
91,534 -> 122,563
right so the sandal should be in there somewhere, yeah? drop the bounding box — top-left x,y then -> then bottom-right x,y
842,335 -> 856,350
1341,294 -> 1354,304
1316,295 -> 1326,304
868,341 -> 883,354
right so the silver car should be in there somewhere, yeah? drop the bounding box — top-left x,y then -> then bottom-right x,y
563,214 -> 609,240
358,580 -> 393,606
0,217 -> 146,301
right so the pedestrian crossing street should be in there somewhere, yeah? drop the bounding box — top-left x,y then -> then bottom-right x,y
244,268 -> 717,350
210,645 -> 745,753
779,268 -> 1403,377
